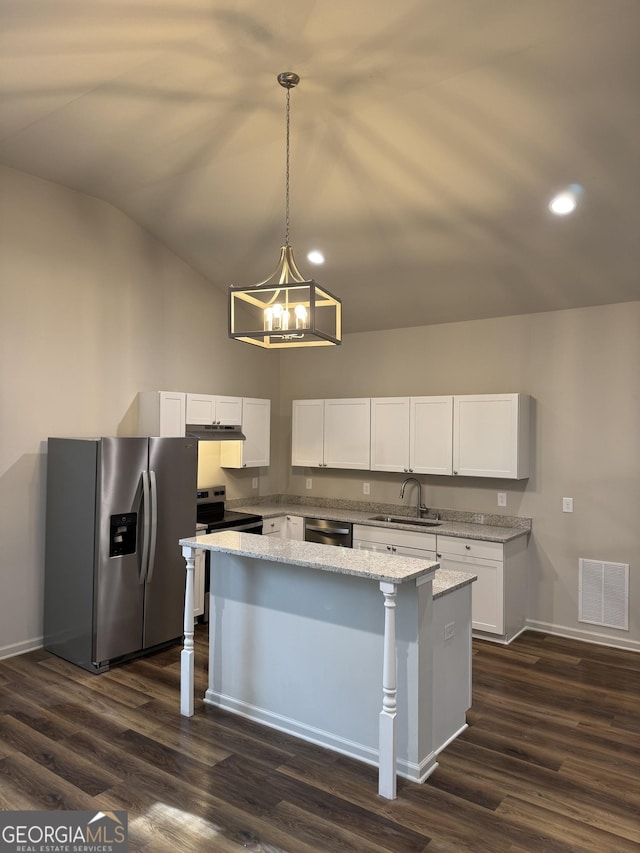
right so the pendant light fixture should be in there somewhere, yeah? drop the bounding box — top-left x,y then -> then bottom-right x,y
228,72 -> 342,349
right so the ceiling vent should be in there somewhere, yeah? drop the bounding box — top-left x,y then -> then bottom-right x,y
579,559 -> 629,631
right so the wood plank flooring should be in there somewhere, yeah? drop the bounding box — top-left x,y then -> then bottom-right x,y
1,629 -> 638,852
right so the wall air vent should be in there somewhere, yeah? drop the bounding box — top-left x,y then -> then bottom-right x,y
579,559 -> 629,630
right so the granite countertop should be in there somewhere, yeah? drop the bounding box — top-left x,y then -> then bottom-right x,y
432,569 -> 476,600
235,501 -> 531,544
180,530 -> 438,585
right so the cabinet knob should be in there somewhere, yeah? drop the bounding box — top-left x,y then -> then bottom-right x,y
437,553 -> 442,559
465,544 -> 471,550
453,470 -> 458,475
386,545 -> 392,551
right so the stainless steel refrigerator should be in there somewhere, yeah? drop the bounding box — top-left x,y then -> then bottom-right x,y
44,436 -> 197,672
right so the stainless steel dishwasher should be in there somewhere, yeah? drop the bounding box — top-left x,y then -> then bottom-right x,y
304,517 -> 353,547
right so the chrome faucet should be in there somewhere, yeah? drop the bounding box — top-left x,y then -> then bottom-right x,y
399,476 -> 428,518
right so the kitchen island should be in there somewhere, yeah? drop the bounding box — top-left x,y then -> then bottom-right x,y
179,531 -> 474,799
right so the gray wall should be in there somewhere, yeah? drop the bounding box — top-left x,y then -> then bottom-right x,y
0,166 -> 282,656
279,305 -> 640,649
1,164 -> 638,656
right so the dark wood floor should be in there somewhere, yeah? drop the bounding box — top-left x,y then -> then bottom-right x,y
1,628 -> 639,852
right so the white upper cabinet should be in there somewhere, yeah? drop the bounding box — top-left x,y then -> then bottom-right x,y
291,399 -> 325,467
370,396 -> 453,475
324,398 -> 371,469
370,398 -> 410,472
185,393 -> 242,426
410,396 -> 454,475
292,398 -> 371,469
220,398 -> 270,468
137,391 -> 186,437
453,393 -> 530,479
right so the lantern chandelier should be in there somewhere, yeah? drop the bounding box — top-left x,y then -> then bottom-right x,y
228,72 -> 342,349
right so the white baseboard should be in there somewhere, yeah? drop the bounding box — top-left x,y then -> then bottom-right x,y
0,636 -> 43,661
525,620 -> 640,653
204,689 -> 438,783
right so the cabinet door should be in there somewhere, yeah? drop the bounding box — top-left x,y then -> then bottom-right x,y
437,552 -> 504,634
138,391 -> 185,437
292,400 -> 325,466
158,391 -> 186,437
221,398 -> 270,468
284,516 -> 304,541
215,396 -> 243,426
453,394 -> 529,479
323,398 -> 371,469
370,397 -> 410,472
186,393 -> 217,425
242,398 -> 270,466
410,396 -> 453,475
263,516 -> 284,536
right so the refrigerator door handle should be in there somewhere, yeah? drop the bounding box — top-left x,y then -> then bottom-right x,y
139,470 -> 151,584
146,470 -> 158,582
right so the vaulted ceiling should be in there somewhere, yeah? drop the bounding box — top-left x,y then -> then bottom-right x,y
2,0 -> 639,334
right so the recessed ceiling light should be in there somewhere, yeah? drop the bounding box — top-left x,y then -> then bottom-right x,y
307,250 -> 325,265
549,184 -> 583,216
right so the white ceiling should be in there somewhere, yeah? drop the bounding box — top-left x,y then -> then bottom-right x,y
2,0 -> 639,334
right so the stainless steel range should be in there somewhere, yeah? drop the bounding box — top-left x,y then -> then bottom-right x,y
196,485 -> 263,621
196,485 -> 263,534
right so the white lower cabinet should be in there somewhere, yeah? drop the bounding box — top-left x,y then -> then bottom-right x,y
263,515 -> 305,540
284,515 -> 304,541
262,516 -> 284,537
352,525 -> 436,559
354,524 -> 528,643
436,534 -> 527,642
193,549 -> 205,618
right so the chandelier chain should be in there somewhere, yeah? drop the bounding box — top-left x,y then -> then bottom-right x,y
285,85 -> 291,247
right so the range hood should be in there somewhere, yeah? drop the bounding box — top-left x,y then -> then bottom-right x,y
185,424 -> 246,441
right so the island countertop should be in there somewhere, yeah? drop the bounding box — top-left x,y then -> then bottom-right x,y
179,530 -> 439,585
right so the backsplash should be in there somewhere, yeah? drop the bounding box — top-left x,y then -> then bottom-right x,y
228,493 -> 532,531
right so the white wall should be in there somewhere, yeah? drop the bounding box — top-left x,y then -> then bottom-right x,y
0,166 -> 281,656
279,304 -> 640,649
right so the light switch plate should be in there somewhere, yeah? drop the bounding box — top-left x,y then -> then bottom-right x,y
306,478 -> 312,490
363,482 -> 370,495
497,492 -> 507,507
562,497 -> 574,512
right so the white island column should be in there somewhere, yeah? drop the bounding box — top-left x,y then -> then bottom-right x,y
180,544 -> 196,717
378,580 -> 398,799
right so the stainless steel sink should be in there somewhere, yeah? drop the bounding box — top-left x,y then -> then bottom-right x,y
368,515 -> 442,527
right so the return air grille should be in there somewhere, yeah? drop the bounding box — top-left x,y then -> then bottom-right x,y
579,559 -> 629,630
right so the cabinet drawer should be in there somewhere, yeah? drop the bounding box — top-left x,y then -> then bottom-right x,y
437,535 -> 503,562
353,524 -> 437,551
263,516 -> 284,535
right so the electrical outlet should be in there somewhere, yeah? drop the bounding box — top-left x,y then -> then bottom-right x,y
444,622 -> 455,641
497,492 -> 507,507
252,477 -> 258,489
306,478 -> 313,490
363,482 -> 370,495
562,497 -> 574,512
